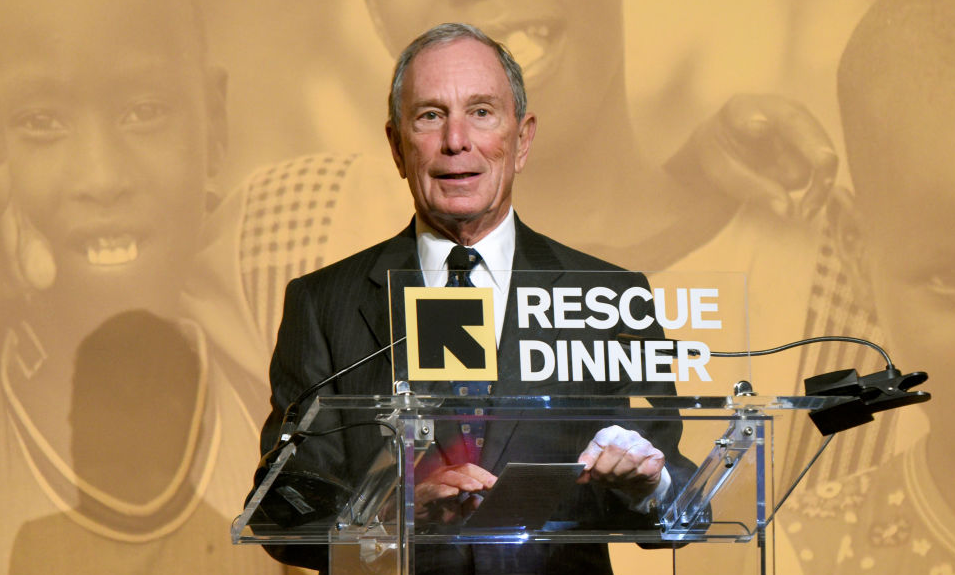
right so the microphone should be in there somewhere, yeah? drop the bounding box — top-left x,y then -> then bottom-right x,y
251,336 -> 407,528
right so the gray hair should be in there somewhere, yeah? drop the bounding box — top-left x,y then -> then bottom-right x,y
388,22 -> 527,130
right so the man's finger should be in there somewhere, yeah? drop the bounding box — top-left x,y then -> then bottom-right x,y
593,441 -> 637,477
578,439 -> 605,471
455,463 -> 497,489
580,425 -> 648,472
434,464 -> 497,492
417,481 -> 461,503
631,446 -> 665,479
579,425 -> 629,469
606,441 -> 652,478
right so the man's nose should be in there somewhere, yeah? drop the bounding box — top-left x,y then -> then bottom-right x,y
442,114 -> 472,155
69,118 -> 132,205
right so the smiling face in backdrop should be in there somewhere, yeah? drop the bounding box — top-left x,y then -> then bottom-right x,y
0,0 -> 225,318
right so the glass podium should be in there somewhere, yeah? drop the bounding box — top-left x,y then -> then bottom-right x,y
232,270 -> 921,574
233,392 -> 843,574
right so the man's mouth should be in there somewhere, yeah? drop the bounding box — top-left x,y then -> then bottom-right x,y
437,172 -> 480,180
84,235 -> 140,266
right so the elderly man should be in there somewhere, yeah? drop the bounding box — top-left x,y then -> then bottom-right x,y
256,23 -> 695,574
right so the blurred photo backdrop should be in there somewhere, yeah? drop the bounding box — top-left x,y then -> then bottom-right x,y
3,1 -> 950,573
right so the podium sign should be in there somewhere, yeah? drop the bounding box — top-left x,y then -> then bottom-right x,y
389,270 -> 751,393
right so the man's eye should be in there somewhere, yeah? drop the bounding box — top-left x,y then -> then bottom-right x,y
13,111 -> 68,140
121,101 -> 169,126
420,111 -> 439,121
475,108 -> 489,117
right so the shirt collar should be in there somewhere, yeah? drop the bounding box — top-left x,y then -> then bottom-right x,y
416,208 -> 515,289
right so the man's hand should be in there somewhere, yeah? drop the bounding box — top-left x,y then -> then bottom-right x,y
0,163 -> 56,299
577,425 -> 665,503
666,93 -> 838,221
414,463 -> 497,524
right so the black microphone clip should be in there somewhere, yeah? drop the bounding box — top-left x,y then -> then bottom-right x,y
804,367 -> 930,435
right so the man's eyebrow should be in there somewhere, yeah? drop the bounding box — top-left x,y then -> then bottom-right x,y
408,98 -> 447,112
466,93 -> 503,107
408,93 -> 504,112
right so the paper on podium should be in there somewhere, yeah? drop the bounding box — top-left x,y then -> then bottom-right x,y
462,462 -> 586,532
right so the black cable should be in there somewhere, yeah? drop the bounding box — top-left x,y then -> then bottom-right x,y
619,333 -> 894,370
288,336 -> 407,411
277,337 -> 408,440
708,335 -> 894,370
290,419 -> 398,442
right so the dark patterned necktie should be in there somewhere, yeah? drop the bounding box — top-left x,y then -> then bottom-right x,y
446,245 -> 489,464
446,244 -> 482,287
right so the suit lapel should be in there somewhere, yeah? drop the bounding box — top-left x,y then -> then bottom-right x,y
359,224 -> 465,474
481,217 -> 567,472
497,216 -> 566,392
359,222 -> 419,350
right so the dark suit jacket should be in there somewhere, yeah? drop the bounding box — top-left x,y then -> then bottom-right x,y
255,216 -> 693,574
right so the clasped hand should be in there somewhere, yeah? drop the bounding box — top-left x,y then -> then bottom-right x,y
576,424 -> 665,503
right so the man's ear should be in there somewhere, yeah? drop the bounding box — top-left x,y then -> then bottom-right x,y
205,65 -> 228,178
385,121 -> 407,179
514,112 -> 537,173
828,185 -> 874,303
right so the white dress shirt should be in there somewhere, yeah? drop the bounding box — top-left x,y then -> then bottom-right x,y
416,208 -> 515,346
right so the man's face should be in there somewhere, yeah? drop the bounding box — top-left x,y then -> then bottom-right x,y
0,0 -> 224,312
387,38 -> 535,240
368,0 -> 621,158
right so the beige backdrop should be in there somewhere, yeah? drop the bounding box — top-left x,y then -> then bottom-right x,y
1,0 -> 949,573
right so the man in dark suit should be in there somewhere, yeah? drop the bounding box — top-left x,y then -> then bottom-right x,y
255,23 -> 694,574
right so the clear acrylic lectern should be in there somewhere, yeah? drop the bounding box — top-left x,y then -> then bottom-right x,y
232,271 -> 854,574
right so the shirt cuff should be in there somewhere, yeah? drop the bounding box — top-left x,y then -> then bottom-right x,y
625,466 -> 672,514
